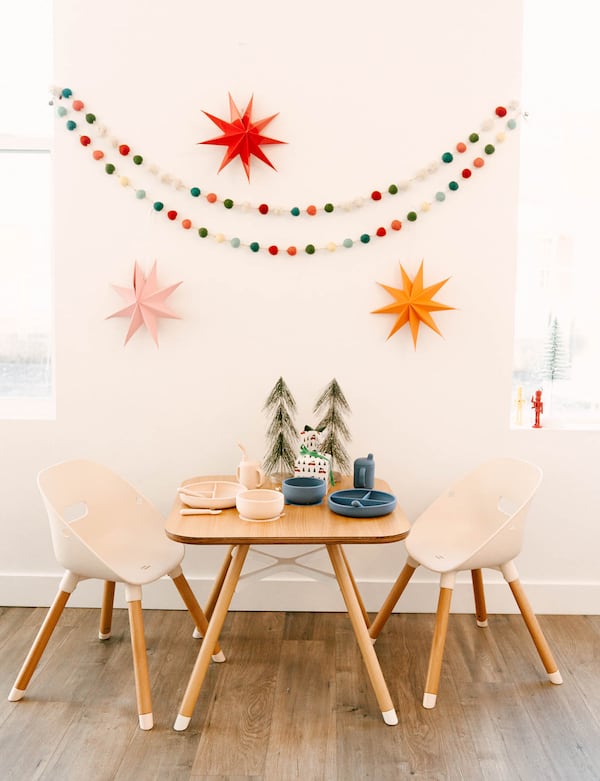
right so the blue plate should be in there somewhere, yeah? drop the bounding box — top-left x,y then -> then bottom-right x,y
328,489 -> 397,518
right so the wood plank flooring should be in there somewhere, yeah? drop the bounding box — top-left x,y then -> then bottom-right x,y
1,606 -> 599,781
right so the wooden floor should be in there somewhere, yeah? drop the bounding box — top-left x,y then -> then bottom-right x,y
0,606 -> 599,781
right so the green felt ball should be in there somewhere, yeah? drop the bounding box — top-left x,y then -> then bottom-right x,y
442,152 -> 453,163
469,132 -> 479,143
132,155 -> 143,165
388,184 -> 398,195
224,198 -> 234,209
198,227 -> 208,238
230,237 -> 241,248
360,233 -> 370,244
85,113 -> 96,124
343,238 -> 353,248
190,187 -> 201,197
153,201 -> 164,211
291,207 -> 300,216
484,144 -> 495,155
56,106 -> 67,117
507,118 -> 517,130
250,241 -> 260,252
135,189 -> 146,199
448,181 -> 459,191
66,120 -> 76,131
305,244 -> 316,254
104,163 -> 115,174
406,211 -> 417,222
324,203 -> 334,213
435,191 -> 446,202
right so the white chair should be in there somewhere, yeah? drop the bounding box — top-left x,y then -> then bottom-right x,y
8,459 -> 224,730
369,458 -> 562,708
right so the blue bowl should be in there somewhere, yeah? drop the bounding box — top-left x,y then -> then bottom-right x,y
282,476 -> 326,505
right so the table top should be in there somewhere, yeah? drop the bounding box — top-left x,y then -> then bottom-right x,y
165,474 -> 410,545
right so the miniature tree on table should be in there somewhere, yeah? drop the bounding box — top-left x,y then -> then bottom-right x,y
263,377 -> 299,477
313,378 -> 352,476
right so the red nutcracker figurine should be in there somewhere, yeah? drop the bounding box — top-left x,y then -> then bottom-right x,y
531,389 -> 543,428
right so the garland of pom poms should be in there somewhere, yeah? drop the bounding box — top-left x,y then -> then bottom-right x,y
51,87 -> 520,255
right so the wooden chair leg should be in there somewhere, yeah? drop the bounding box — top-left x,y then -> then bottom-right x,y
507,577 -> 563,684
99,580 -> 116,639
126,597 -> 153,730
170,571 -> 225,662
9,588 -> 72,701
423,585 -> 454,709
471,569 -> 488,627
369,560 -> 418,641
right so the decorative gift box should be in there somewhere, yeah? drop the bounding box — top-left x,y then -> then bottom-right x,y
294,426 -> 333,484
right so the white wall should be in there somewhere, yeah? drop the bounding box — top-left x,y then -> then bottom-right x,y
1,0 -> 598,614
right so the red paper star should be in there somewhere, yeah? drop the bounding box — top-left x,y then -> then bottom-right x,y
107,261 -> 182,347
372,260 -> 454,348
200,93 -> 285,181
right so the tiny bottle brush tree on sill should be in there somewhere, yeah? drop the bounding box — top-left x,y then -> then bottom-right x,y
263,377 -> 299,477
313,378 -> 352,476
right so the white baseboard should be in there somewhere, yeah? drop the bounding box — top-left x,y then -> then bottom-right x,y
1,573 -> 598,615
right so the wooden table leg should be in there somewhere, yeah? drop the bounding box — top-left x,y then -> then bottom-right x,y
99,580 -> 116,639
174,544 -> 249,731
341,546 -> 370,629
203,545 -> 236,622
327,544 -> 398,726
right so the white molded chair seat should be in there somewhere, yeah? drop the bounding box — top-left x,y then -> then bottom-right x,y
8,459 -> 224,730
369,458 -> 562,708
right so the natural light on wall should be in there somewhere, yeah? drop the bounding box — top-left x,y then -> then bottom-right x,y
512,0 -> 600,428
0,2 -> 53,419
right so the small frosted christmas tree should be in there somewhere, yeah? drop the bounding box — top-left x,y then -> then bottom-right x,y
543,316 -> 570,383
263,377 -> 299,477
313,378 -> 352,476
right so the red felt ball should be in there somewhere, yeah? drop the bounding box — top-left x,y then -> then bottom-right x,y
80,135 -> 91,146
92,150 -> 104,160
495,106 -> 507,117
456,142 -> 467,153
206,192 -> 217,203
72,100 -> 84,111
268,245 -> 279,255
371,190 -> 382,201
473,157 -> 485,168
258,203 -> 269,215
462,168 -> 472,179
119,144 -> 130,156
287,246 -> 297,256
181,219 -> 192,229
391,220 -> 402,231
306,205 -> 317,216
376,227 -> 386,237
167,210 -> 177,220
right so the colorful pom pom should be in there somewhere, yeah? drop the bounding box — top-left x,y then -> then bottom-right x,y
406,211 -> 417,222
473,157 -> 484,168
456,142 -> 467,153
390,220 -> 402,231
326,242 -> 337,252
305,243 -> 316,254
85,113 -> 96,124
206,193 -> 217,204
231,237 -> 241,248
153,201 -> 164,211
324,203 -> 334,213
388,184 -> 399,195
495,106 -> 507,117
371,190 -> 382,201
66,120 -> 76,131
306,205 -> 317,216
135,189 -> 146,199
61,88 -> 72,98
198,227 -> 208,237
376,227 -> 386,237
462,168 -> 472,179
182,219 -> 192,229
469,133 -> 479,143
92,150 -> 104,160
448,181 -> 459,191
268,245 -> 279,255
167,210 -> 177,220
190,187 -> 201,197
119,176 -> 129,187
291,207 -> 300,216
442,152 -> 453,163
258,203 -> 269,215
342,238 -> 353,248
104,163 -> 115,174
435,192 -> 446,202
507,118 -> 517,130
72,100 -> 84,111
287,246 -> 297,256
56,106 -> 67,117
484,144 -> 495,155
224,198 -> 234,209
118,144 -> 130,156
80,135 -> 91,146
132,154 -> 143,165
250,241 -> 260,252
360,234 -> 370,244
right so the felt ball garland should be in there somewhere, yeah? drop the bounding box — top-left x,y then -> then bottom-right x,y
50,86 -> 519,255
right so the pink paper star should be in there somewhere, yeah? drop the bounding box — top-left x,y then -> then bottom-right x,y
200,93 -> 286,181
107,261 -> 182,347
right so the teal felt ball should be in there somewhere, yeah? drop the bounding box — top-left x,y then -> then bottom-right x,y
230,237 -> 241,248
291,207 -> 300,216
61,88 -> 72,98
448,181 -> 459,191
190,187 -> 201,197
135,190 -> 146,199
342,238 -> 353,248
250,241 -> 260,252
66,120 -> 76,131
442,152 -> 453,163
435,192 -> 446,202
359,234 -> 370,244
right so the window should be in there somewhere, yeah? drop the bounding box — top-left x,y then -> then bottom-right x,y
512,0 -> 600,427
0,2 -> 53,418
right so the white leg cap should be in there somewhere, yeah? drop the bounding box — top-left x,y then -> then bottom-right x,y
138,713 -> 153,730
192,628 -> 202,639
549,670 -> 563,685
98,631 -> 111,640
211,650 -> 226,663
8,687 -> 25,702
174,714 -> 191,731
382,708 -> 398,725
423,692 -> 437,709
476,619 -> 488,628
370,637 -> 376,645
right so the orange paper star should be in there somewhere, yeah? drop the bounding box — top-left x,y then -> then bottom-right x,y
200,93 -> 285,181
107,261 -> 182,347
372,260 -> 454,348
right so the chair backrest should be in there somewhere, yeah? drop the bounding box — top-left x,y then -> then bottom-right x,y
408,458 -> 543,572
37,459 -> 169,581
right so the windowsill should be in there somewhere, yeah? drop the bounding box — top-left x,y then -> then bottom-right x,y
510,422 -> 600,432
0,396 -> 55,421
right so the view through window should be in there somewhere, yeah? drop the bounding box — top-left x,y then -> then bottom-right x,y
512,0 -> 600,427
0,2 -> 53,418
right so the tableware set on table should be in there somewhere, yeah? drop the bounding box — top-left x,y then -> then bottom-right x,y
178,446 -> 396,522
